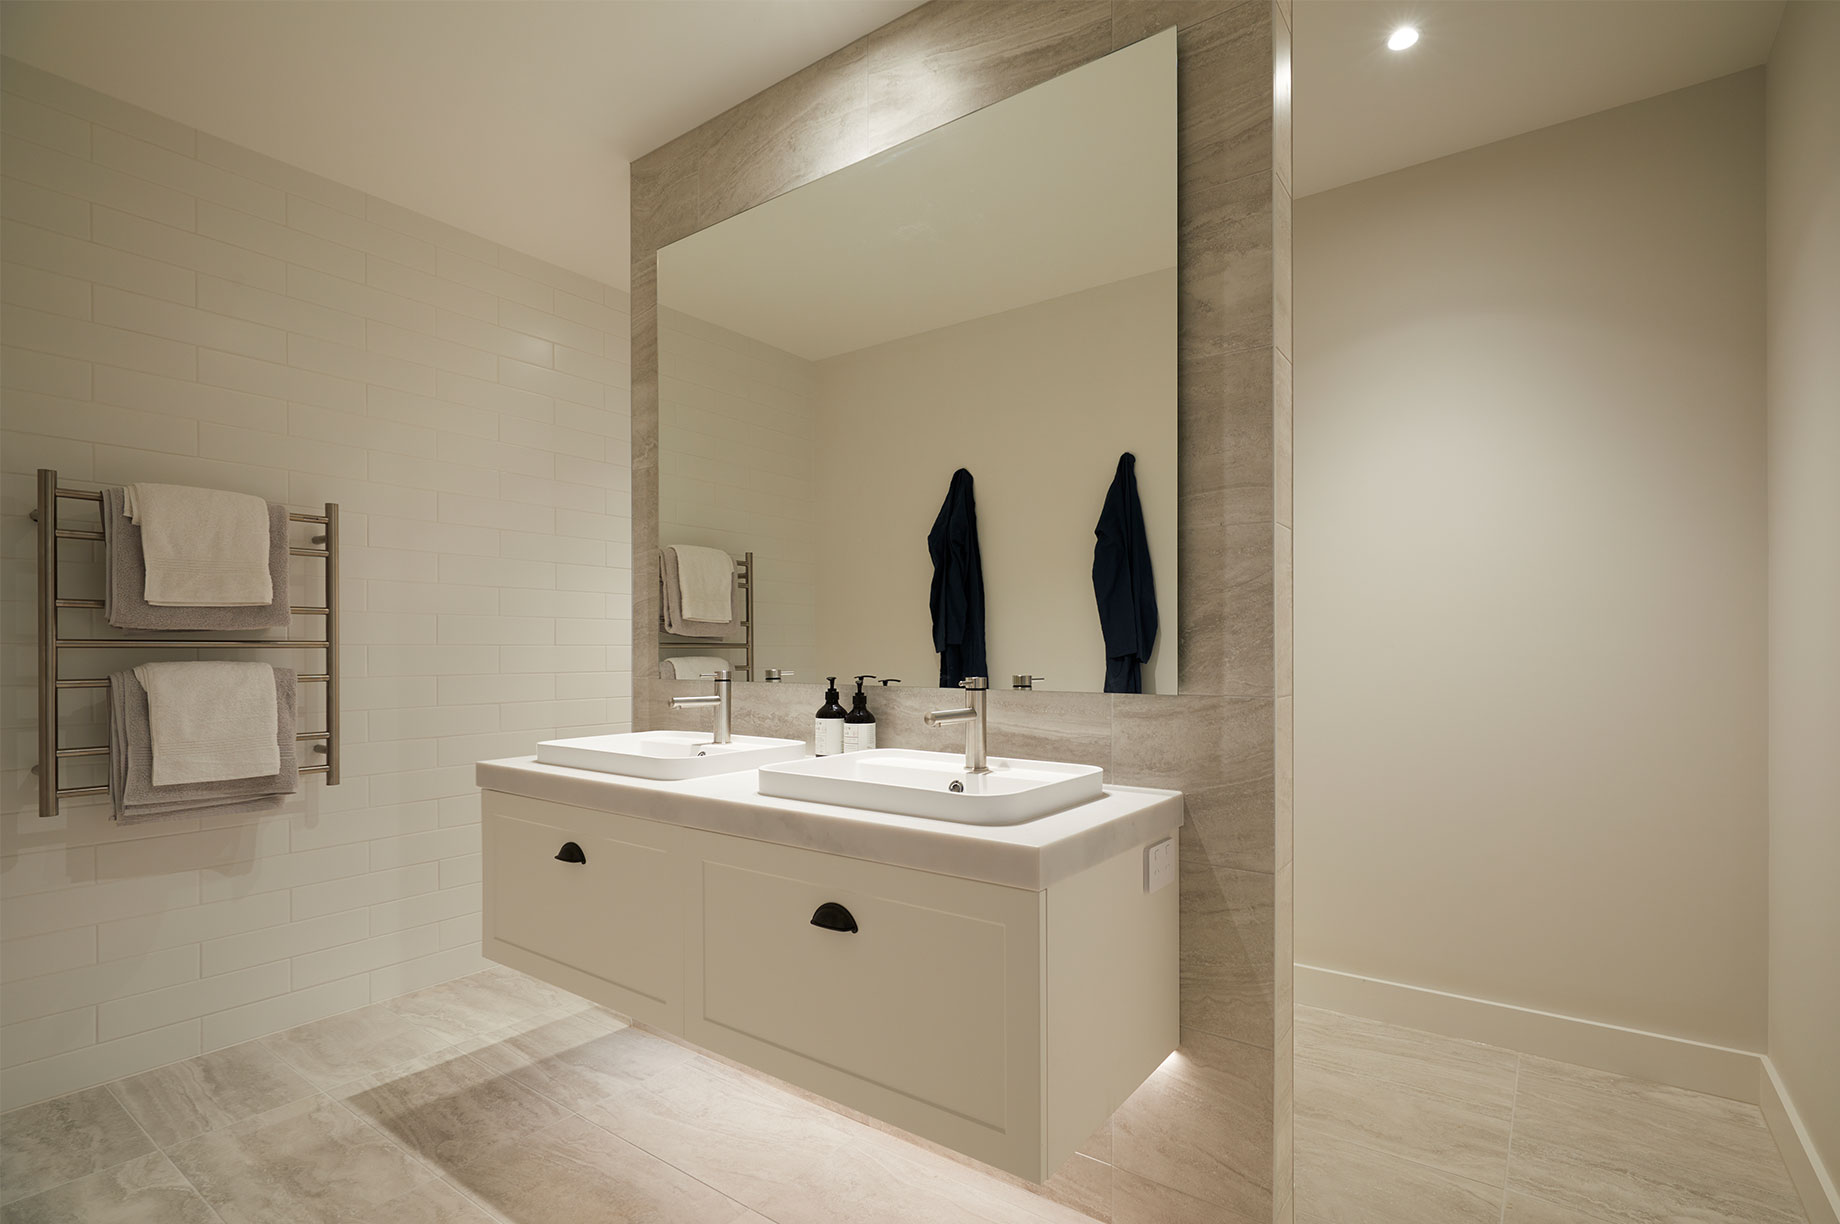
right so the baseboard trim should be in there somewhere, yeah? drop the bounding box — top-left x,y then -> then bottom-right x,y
1294,964 -> 1761,1103
1761,1056 -> 1840,1224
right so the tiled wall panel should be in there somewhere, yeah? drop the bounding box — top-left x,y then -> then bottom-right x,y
0,58 -> 632,1109
657,307 -> 821,683
629,2 -> 1293,1219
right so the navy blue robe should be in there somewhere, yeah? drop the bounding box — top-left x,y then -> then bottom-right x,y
1093,453 -> 1159,693
927,468 -> 987,688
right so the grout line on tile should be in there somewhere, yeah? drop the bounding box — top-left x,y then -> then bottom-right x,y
0,1145 -> 144,1216
1499,1054 -> 1521,1224
106,1075 -> 235,1224
562,1079 -> 802,1224
318,1086 -> 451,1200
1294,1122 -> 1511,1202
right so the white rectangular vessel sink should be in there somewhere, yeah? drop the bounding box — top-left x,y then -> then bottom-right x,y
757,749 -> 1105,825
537,731 -> 808,781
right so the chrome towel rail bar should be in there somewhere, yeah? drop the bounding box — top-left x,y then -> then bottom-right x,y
31,468 -> 342,817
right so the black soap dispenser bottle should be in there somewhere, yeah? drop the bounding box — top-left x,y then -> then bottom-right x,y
815,678 -> 847,757
843,675 -> 878,753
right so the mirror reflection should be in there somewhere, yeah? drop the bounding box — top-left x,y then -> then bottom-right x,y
656,31 -> 1177,693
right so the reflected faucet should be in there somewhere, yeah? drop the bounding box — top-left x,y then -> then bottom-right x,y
671,670 -> 732,745
924,676 -> 989,774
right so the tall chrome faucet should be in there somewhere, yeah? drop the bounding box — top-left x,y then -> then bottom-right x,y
671,670 -> 732,745
925,676 -> 990,773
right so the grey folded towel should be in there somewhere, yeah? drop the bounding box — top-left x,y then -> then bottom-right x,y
660,547 -> 741,639
108,667 -> 300,823
104,487 -> 290,630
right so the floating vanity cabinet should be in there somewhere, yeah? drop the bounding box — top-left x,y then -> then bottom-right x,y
689,836 -> 1041,1172
482,792 -> 689,1030
479,773 -> 1182,1182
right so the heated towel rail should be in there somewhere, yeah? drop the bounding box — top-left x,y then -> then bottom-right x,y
31,468 -> 341,817
658,550 -> 754,679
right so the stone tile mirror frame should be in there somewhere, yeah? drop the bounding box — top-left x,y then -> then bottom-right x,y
629,3 -> 1293,1221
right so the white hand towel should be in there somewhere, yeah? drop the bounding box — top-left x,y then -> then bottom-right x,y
667,545 -> 735,623
125,482 -> 273,606
134,662 -> 281,786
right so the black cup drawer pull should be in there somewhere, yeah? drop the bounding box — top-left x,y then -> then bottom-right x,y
554,842 -> 587,864
810,901 -> 858,933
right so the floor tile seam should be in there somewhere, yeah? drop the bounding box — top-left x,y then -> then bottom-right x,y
313,1038 -> 499,1102
1288,1023 -> 1516,1067
1501,1155 -> 1809,1224
379,1005 -> 526,1050
323,1084 -> 556,1223
0,1151 -> 237,1222
250,1028 -> 343,1087
0,1086 -> 156,1212
451,1090 -> 603,1172
1495,1184 -> 1622,1224
0,1138 -> 152,1214
573,1102 -> 802,1224
325,1019 -> 654,1176
315,1087 -> 450,1200
1294,1056 -> 1520,1124
108,1080 -> 235,1224
354,1100 -> 504,1218
1293,1058 -> 1522,1109
1295,1010 -> 1525,1060
1498,1054 -> 1521,1224
1512,1079 -> 1783,1142
433,1169 -> 519,1224
1507,1101 -> 1799,1177
1294,1121 -> 1513,1196
178,982 -> 486,1094
1501,1141 -> 1817,1222
426,1163 -> 522,1222
462,1057 -> 592,1117
1294,1040 -> 1524,1078
404,1081 -> 633,1224
564,1087 -> 787,1223
103,1058 -> 325,1151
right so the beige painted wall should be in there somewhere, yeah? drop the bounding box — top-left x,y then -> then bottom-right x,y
814,269 -> 1177,692
1295,72 -> 1768,1049
1764,0 -> 1840,1183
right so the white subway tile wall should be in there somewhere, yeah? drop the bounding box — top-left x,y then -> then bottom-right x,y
658,307 -> 819,683
0,59 -> 634,1109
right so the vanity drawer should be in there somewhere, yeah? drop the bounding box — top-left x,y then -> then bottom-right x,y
484,796 -> 682,1024
692,846 -> 1039,1137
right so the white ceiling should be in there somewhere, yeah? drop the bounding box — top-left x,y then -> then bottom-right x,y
1294,0 -> 1786,197
660,30 -> 1175,362
0,0 -> 922,290
0,0 -> 1787,289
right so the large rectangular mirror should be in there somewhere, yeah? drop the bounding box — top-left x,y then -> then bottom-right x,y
657,30 -> 1176,694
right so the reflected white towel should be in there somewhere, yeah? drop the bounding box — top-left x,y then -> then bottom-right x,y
661,655 -> 731,680
667,545 -> 734,622
125,482 -> 273,606
134,662 -> 280,785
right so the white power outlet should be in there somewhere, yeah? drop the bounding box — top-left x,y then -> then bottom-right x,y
1144,837 -> 1175,893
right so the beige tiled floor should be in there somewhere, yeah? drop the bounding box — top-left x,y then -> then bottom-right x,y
0,966 -> 1092,1224
0,974 -> 1811,1223
1293,1006 -> 1808,1224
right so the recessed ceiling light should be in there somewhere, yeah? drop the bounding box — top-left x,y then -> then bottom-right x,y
1387,26 -> 1420,51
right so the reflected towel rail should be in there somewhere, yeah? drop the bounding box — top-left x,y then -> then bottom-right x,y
659,549 -> 754,679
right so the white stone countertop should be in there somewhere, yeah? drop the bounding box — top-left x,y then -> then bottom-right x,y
476,757 -> 1183,891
